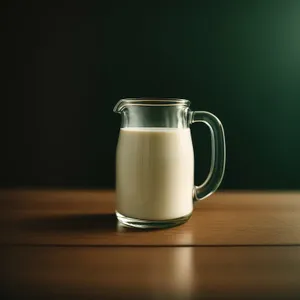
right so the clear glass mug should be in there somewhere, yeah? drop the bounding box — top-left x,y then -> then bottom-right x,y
114,98 -> 226,229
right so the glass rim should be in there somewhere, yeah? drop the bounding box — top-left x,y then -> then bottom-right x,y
114,98 -> 190,112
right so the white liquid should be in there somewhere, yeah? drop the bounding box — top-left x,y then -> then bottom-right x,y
116,128 -> 194,220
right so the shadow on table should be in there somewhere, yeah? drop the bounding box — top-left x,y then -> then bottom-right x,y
21,214 -> 164,233
21,213 -> 118,233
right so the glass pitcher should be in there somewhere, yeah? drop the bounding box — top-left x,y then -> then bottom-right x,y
114,98 -> 226,229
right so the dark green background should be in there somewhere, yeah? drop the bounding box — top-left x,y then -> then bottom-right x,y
2,0 -> 300,189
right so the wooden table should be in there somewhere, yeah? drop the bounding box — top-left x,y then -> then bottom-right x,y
1,190 -> 300,299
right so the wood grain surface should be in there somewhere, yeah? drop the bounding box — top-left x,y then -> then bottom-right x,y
1,189 -> 300,299
2,246 -> 300,299
1,189 -> 300,246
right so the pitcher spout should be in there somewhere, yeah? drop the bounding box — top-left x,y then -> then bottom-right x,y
113,99 -> 129,114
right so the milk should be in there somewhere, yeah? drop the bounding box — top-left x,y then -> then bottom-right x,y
116,128 -> 194,220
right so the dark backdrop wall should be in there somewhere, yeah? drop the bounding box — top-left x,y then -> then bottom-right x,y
2,0 -> 300,189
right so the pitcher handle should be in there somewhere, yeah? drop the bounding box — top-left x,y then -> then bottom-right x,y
190,111 -> 226,201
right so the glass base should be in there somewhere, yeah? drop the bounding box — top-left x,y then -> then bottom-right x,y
116,211 -> 192,229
